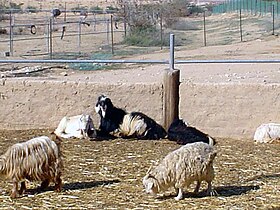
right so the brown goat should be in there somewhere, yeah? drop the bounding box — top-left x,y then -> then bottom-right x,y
0,133 -> 63,198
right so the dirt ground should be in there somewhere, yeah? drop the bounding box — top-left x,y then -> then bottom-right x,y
0,129 -> 279,209
0,1 -> 280,209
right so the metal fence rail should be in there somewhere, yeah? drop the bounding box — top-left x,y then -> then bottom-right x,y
1,34 -> 280,69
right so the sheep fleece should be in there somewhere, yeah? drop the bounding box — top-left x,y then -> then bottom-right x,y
146,142 -> 216,192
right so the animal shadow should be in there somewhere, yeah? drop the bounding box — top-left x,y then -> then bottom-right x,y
214,185 -> 260,197
63,179 -> 120,191
25,179 -> 120,196
157,185 -> 260,200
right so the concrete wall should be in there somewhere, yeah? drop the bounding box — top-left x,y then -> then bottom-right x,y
1,78 -> 280,140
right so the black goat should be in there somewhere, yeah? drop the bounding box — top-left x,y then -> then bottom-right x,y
167,119 -> 216,145
95,95 -> 167,140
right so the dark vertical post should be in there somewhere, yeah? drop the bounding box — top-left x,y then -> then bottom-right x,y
203,11 -> 206,46
78,21 -> 81,54
160,11 -> 163,50
64,2 -> 67,22
163,34 -> 180,130
106,19 -> 109,45
9,11 -> 13,56
123,4 -> 127,37
49,18 -> 53,59
111,15 -> 114,54
272,4 -> 275,35
239,9 -> 243,42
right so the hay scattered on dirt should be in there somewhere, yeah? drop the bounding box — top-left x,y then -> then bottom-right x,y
0,129 -> 279,209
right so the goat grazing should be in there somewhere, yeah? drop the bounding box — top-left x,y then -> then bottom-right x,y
95,95 -> 167,139
167,119 -> 216,146
253,123 -> 280,143
143,142 -> 217,200
0,134 -> 63,198
54,114 -> 97,140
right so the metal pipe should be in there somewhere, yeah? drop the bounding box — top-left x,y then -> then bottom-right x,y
169,34 -> 175,70
3,59 -> 280,64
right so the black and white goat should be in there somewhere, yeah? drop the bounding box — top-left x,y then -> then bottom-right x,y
95,95 -> 167,140
167,119 -> 216,146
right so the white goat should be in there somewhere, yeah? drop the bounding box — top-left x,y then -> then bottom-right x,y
54,114 -> 97,139
0,134 -> 63,198
253,123 -> 280,143
143,142 -> 217,200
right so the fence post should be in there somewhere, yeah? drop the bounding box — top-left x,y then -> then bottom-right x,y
239,9 -> 243,42
163,34 -> 180,130
203,11 -> 207,46
64,2 -> 67,22
78,21 -> 81,54
160,11 -> 163,50
106,19 -> 110,45
111,15 -> 114,54
272,4 -> 275,35
9,11 -> 14,56
49,18 -> 53,59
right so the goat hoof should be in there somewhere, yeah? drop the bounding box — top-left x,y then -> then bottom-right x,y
174,196 -> 183,201
10,192 -> 18,199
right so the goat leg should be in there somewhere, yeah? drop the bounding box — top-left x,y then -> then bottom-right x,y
194,181 -> 201,194
40,179 -> 50,190
174,188 -> 184,201
54,177 -> 62,192
19,181 -> 26,195
11,181 -> 19,199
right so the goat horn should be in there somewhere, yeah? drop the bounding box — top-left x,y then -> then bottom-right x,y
147,165 -> 153,174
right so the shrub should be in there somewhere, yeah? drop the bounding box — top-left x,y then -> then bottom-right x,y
90,6 -> 103,14
105,5 -> 118,14
26,6 -> 38,13
123,26 -> 169,47
71,6 -> 88,14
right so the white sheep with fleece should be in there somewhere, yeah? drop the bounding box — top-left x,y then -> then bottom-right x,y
253,123 -> 280,143
143,142 -> 217,200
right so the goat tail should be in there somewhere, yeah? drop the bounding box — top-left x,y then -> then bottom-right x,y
208,136 -> 216,146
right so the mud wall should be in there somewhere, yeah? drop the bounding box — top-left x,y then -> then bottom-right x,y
180,83 -> 280,139
1,78 -> 279,139
0,78 -> 163,130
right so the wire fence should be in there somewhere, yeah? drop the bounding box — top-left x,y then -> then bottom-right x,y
212,0 -> 280,15
1,6 -> 280,60
0,10 -> 125,58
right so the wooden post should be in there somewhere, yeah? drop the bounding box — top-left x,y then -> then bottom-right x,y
163,69 -> 180,130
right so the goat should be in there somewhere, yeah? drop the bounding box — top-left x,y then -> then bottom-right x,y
54,114 -> 97,140
143,142 -> 217,200
95,95 -> 166,139
253,123 -> 280,143
167,119 -> 216,146
0,134 -> 63,198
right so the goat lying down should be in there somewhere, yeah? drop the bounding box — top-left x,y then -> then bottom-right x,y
95,95 -> 167,139
0,134 -> 63,198
143,142 -> 217,200
254,123 -> 280,143
168,119 -> 216,145
54,114 -> 97,140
